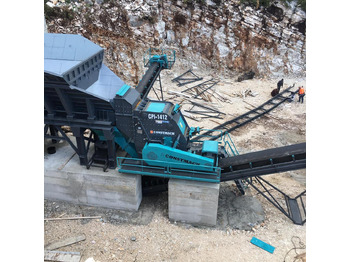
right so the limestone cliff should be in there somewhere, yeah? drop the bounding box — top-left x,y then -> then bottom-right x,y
45,0 -> 306,84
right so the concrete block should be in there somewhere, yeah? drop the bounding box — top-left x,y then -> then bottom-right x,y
44,141 -> 142,211
168,179 -> 220,226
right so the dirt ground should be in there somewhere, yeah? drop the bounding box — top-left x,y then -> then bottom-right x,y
44,68 -> 306,262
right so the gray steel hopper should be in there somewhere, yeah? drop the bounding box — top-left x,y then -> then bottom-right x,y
44,33 -> 140,127
44,33 -> 141,167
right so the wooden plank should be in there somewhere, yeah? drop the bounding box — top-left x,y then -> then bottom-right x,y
167,90 -> 192,98
44,217 -> 101,222
220,90 -> 235,98
45,235 -> 86,250
191,101 -> 220,113
181,111 -> 194,118
44,250 -> 81,262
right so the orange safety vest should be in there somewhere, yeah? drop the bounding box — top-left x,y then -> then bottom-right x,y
299,87 -> 305,95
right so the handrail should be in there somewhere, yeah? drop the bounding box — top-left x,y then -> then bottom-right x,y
143,48 -> 176,69
222,131 -> 239,156
190,128 -> 239,157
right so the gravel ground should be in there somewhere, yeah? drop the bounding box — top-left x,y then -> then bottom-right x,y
44,72 -> 306,262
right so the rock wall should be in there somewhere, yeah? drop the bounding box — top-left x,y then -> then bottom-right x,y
45,0 -> 306,84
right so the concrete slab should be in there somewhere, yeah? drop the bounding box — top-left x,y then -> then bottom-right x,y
44,139 -> 142,211
168,179 -> 220,226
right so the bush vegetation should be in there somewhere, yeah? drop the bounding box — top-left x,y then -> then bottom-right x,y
44,0 -> 75,21
182,0 -> 206,6
240,0 -> 306,11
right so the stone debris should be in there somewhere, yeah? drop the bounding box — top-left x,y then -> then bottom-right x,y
44,0 -> 306,84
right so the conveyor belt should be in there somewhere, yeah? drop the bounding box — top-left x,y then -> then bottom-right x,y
136,62 -> 162,99
195,85 -> 297,140
219,142 -> 306,181
219,143 -> 306,225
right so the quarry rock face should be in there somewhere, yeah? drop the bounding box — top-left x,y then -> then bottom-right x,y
45,0 -> 306,84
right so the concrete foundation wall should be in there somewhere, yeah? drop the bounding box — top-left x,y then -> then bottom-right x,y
44,141 -> 142,211
45,169 -> 142,210
168,179 -> 220,226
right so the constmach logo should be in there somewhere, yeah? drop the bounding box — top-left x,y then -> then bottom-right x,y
165,154 -> 200,165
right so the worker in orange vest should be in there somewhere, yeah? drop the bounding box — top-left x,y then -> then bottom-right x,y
298,86 -> 305,103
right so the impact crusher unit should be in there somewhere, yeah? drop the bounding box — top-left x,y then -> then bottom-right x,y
44,34 -> 306,225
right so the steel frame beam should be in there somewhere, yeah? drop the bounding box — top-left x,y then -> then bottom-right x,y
247,176 -> 306,225
195,85 -> 298,140
44,124 -> 118,170
172,69 -> 203,86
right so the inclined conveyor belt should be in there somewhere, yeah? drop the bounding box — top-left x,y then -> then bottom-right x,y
219,142 -> 306,181
135,62 -> 162,98
194,85 -> 298,141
